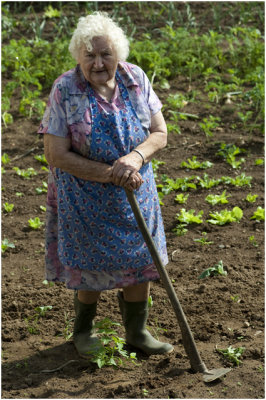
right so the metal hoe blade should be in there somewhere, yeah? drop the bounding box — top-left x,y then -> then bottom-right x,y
126,189 -> 231,383
203,367 -> 231,383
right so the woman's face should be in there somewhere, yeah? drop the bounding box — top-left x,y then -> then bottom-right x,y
78,36 -> 118,89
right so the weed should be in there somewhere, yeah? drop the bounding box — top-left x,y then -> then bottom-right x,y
28,217 -> 44,230
15,192 -> 24,197
217,143 -> 246,169
250,207 -> 264,221
205,190 -> 230,205
199,115 -> 221,138
230,295 -> 241,303
249,235 -> 259,247
193,232 -> 213,245
88,318 -> 138,368
198,260 -> 227,279
42,279 -> 55,287
216,345 -> 245,366
172,223 -> 188,236
40,205 -> 46,212
59,311 -> 74,341
181,156 -> 213,170
207,207 -> 243,225
24,306 -> 52,334
142,388 -> 149,397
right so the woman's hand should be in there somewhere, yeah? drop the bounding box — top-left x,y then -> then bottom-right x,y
112,152 -> 143,187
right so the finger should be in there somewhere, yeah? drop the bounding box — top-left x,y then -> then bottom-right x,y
119,169 -> 133,186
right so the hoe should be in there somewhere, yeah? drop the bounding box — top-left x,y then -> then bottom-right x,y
126,189 -> 231,383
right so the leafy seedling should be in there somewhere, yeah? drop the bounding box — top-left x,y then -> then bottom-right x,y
199,115 -> 221,138
217,143 -> 246,169
194,232 -> 213,245
176,208 -> 203,224
175,193 -> 189,204
250,206 -> 264,221
34,154 -> 48,165
249,235 -> 259,247
152,158 -> 165,179
88,318 -> 138,368
221,173 -> 252,187
2,238 -> 15,253
196,173 -> 221,189
1,153 -> 10,165
28,217 -> 44,230
181,156 -> 213,170
24,305 -> 52,334
161,174 -> 197,194
207,207 -> 243,225
36,181 -> 48,194
198,260 -> 227,279
172,223 -> 188,236
205,190 -> 230,205
254,158 -> 264,166
13,167 -> 37,179
245,193 -> 258,203
3,202 -> 14,212
216,345 -> 245,366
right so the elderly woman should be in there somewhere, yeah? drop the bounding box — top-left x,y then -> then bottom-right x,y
38,12 -> 173,358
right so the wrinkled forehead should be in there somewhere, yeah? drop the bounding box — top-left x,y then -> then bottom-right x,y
82,36 -> 113,53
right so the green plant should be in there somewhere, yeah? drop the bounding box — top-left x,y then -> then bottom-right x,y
2,238 -> 15,253
254,158 -> 264,166
151,158 -> 165,179
28,217 -> 44,230
59,311 -> 74,341
24,305 -> 52,334
172,223 -> 188,236
35,181 -> 48,194
3,202 -> 14,213
181,156 -> 213,170
216,345 -> 245,366
216,143 -> 246,169
198,260 -> 227,279
176,208 -> 203,224
175,193 -> 189,204
250,206 -> 264,221
207,207 -> 243,225
221,173 -> 252,187
230,295 -> 241,303
34,154 -> 48,165
1,153 -> 10,165
249,236 -> 258,247
88,318 -> 138,368
142,388 -> 149,397
193,232 -> 213,245
199,115 -> 221,138
245,193 -> 258,203
205,190 -> 230,205
13,167 -> 37,179
160,174 -> 197,194
40,205 -> 46,212
196,173 -> 221,189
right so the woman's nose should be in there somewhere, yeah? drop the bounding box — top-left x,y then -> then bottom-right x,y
94,56 -> 103,68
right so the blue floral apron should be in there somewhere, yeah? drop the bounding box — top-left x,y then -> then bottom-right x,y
55,71 -> 168,275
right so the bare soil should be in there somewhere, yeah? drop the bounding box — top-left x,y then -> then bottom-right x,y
2,2 -> 264,399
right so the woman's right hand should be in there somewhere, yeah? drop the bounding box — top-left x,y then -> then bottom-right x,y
111,168 -> 143,191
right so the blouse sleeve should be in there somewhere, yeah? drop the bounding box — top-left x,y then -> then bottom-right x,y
37,80 -> 70,138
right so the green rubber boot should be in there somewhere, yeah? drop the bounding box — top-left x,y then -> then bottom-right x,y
73,292 -> 101,358
117,291 -> 173,355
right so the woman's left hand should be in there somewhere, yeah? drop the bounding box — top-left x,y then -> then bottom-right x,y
112,152 -> 143,187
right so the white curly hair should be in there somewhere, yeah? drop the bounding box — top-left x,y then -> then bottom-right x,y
69,12 -> 129,61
